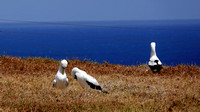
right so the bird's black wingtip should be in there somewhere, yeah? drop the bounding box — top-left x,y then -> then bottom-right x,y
149,64 -> 163,73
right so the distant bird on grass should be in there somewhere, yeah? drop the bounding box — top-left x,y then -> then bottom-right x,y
53,59 -> 69,89
71,67 -> 108,93
148,42 -> 163,73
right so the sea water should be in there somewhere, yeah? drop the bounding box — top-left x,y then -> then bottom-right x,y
0,20 -> 200,66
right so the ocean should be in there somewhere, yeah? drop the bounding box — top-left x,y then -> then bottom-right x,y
0,20 -> 200,66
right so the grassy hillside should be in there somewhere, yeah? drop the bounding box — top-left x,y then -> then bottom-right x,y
0,56 -> 199,111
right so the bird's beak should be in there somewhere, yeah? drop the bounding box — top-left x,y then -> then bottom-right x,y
62,67 -> 65,74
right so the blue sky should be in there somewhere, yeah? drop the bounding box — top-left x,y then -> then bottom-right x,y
0,0 -> 200,21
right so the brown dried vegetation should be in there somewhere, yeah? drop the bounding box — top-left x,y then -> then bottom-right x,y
0,56 -> 200,112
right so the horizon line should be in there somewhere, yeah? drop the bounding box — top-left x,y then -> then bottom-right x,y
1,18 -> 200,23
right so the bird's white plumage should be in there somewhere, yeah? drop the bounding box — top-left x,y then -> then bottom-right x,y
71,67 -> 101,90
148,42 -> 162,66
53,59 -> 69,89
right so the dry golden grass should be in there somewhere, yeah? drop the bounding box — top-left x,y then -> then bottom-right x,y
0,56 -> 200,112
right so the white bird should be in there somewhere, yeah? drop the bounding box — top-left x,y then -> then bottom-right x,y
71,67 -> 107,93
148,42 -> 163,73
53,59 -> 69,89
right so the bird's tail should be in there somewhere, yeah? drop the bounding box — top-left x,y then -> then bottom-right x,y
96,85 -> 109,94
99,88 -> 109,94
101,90 -> 109,94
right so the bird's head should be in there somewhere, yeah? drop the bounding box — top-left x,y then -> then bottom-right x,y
61,59 -> 68,69
151,42 -> 156,47
71,67 -> 79,78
